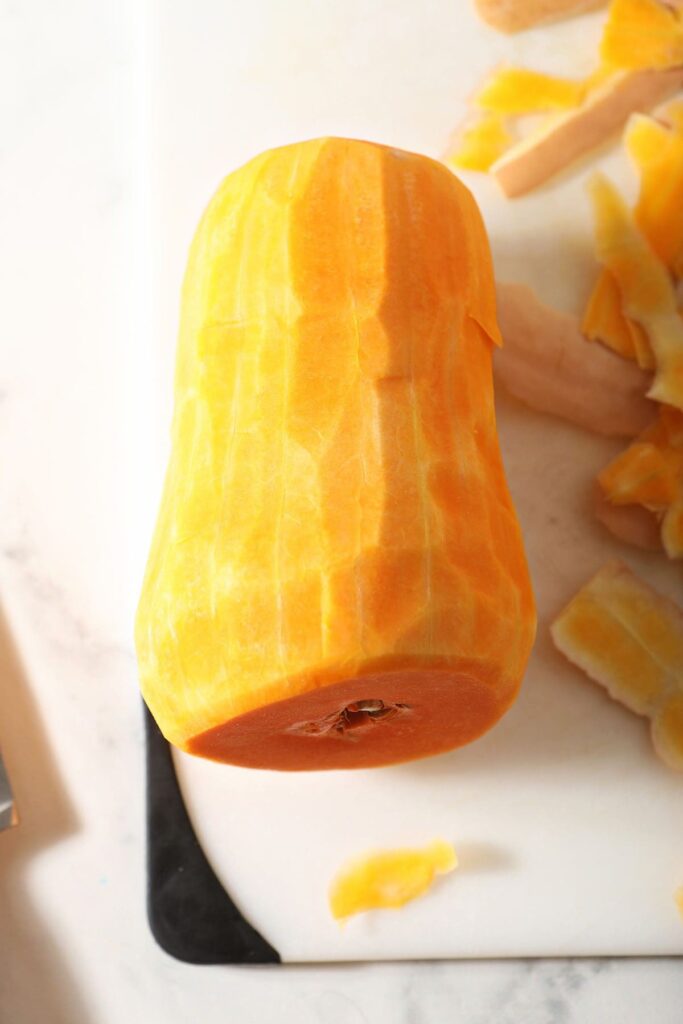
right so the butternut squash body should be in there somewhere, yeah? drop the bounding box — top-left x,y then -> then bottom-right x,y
135,138 -> 536,770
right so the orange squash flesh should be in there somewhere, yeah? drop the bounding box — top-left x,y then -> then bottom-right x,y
136,138 -> 536,770
600,0 -> 683,71
587,172 -> 683,411
446,111 -> 514,172
625,113 -> 683,271
583,268 -> 655,369
474,67 -> 585,114
329,839 -> 457,920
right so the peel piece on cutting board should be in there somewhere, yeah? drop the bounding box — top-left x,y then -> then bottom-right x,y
491,68 -> 683,197
625,112 -> 683,270
494,282 -> 654,437
135,138 -> 536,770
329,840 -> 457,920
599,0 -> 683,70
587,172 -> 683,411
551,561 -> 683,770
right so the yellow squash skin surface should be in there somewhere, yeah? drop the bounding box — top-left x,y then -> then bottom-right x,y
135,138 -> 536,770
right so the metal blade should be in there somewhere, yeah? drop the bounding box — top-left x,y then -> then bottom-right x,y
0,750 -> 17,831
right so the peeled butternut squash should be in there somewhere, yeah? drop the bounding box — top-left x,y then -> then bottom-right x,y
136,138 -> 536,770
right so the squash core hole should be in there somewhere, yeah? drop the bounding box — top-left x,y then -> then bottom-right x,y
288,699 -> 411,738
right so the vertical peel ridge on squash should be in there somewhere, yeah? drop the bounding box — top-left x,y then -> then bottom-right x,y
135,138 -> 536,770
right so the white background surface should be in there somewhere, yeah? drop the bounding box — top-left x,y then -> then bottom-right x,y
1,0 -> 682,1020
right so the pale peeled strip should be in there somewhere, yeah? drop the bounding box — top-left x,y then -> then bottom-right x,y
473,0 -> 606,33
494,282 -> 654,437
491,68 -> 683,197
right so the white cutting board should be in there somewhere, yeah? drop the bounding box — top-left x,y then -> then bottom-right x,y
138,0 -> 683,960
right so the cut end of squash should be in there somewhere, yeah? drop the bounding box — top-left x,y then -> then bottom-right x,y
551,561 -> 683,767
184,667 -> 513,770
329,839 -> 457,920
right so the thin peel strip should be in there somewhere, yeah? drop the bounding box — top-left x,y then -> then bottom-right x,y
475,67 -> 585,113
446,112 -> 513,171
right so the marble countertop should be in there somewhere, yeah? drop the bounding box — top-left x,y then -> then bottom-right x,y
1,2 -> 681,1021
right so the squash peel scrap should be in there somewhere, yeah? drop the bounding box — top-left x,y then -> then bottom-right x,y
587,172 -> 683,410
600,0 -> 683,71
447,111 -> 514,171
495,282 -> 654,437
491,68 -> 683,197
662,491 -> 683,556
551,561 -> 683,770
473,0 -> 607,34
598,406 -> 683,554
329,840 -> 457,920
582,268 -> 654,366
625,113 -> 683,270
598,441 -> 682,508
661,97 -> 683,133
475,67 -> 585,113
594,487 -> 663,549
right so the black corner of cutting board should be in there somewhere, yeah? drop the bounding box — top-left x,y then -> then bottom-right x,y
144,703 -> 281,965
